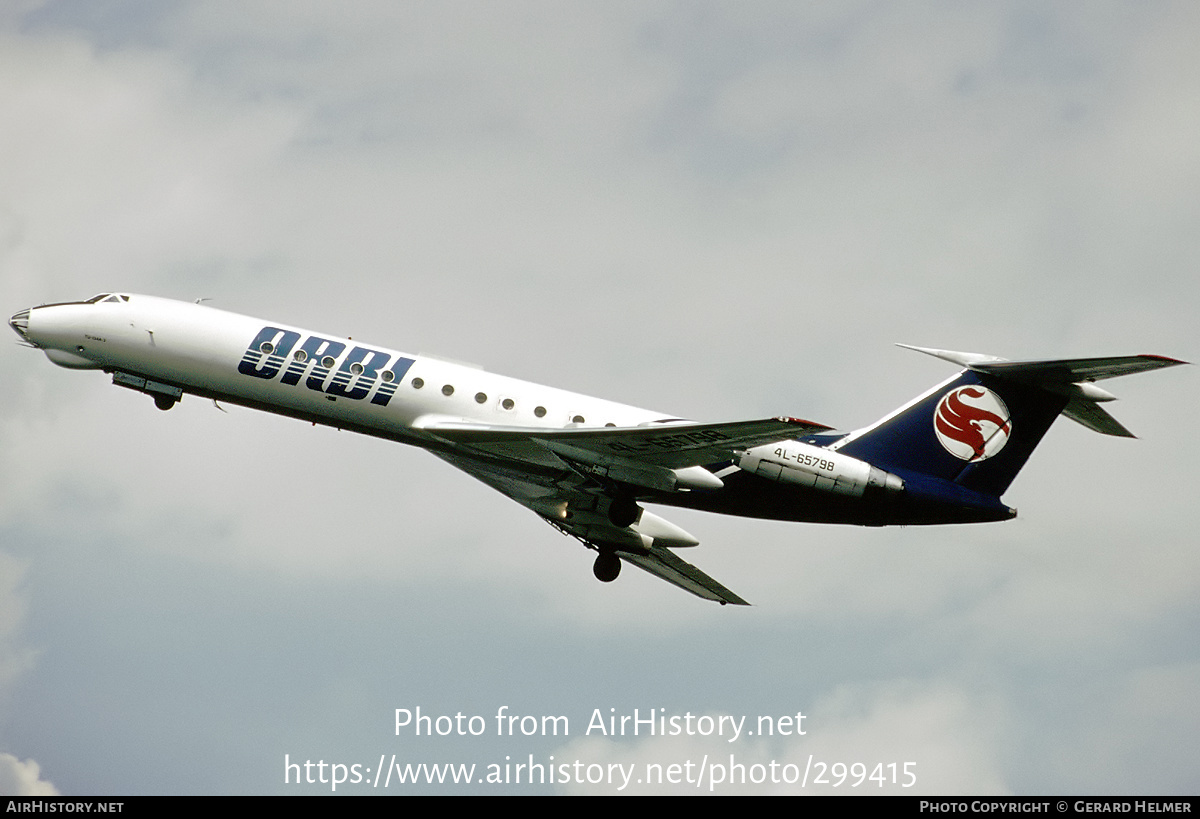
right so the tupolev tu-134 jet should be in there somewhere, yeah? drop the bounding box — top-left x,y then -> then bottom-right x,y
10,293 -> 1186,604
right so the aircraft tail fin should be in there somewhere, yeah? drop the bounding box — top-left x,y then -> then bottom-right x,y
830,346 -> 1186,498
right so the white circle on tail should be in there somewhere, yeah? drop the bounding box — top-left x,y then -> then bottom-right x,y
933,386 -> 1012,462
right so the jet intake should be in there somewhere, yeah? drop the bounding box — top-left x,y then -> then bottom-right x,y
738,441 -> 903,498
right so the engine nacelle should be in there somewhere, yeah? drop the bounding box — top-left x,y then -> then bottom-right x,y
738,441 -> 904,498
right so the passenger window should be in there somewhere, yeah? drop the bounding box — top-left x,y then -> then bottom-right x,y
475,392 -> 487,404
442,385 -> 454,396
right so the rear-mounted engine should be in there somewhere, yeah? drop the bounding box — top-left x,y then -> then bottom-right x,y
738,441 -> 904,497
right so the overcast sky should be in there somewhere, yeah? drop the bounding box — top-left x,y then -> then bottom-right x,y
1,0 -> 1197,795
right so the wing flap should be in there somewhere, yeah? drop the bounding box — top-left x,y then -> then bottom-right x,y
620,544 -> 749,606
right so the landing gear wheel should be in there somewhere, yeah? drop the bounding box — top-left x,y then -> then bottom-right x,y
593,552 -> 621,583
154,394 -> 177,411
607,495 -> 640,528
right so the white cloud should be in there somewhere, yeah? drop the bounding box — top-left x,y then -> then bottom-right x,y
0,753 -> 60,796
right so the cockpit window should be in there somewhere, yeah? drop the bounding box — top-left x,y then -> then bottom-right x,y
84,294 -> 129,304
86,294 -> 111,303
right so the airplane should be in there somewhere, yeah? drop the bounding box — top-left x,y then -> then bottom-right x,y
9,293 -> 1186,605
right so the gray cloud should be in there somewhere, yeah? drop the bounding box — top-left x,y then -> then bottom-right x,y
1,1 -> 1196,794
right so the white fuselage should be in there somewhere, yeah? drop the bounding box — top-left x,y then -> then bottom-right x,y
15,294 -> 673,441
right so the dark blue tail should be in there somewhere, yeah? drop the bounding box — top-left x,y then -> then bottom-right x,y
830,346 -> 1185,499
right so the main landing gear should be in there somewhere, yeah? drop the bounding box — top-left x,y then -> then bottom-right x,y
593,551 -> 621,583
111,371 -> 183,410
606,494 -> 640,528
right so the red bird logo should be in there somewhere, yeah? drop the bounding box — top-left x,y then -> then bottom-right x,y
934,386 -> 1012,462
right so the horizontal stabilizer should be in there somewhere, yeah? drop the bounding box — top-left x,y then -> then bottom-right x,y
970,354 -> 1184,383
1063,396 -> 1134,437
898,345 -> 1187,382
898,345 -> 1188,437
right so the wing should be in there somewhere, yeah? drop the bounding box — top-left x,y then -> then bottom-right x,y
422,416 -> 829,605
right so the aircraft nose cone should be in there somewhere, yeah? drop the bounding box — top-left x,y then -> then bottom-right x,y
9,308 -> 31,341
